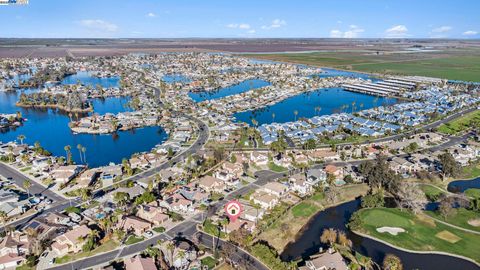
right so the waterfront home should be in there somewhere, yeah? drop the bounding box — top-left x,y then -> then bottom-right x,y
129,156 -> 149,170
31,157 -> 51,170
290,173 -> 320,196
225,218 -> 256,234
77,169 -> 98,188
124,255 -> 157,270
241,205 -> 265,223
306,168 -> 327,186
262,182 -> 288,197
299,248 -> 348,270
197,176 -> 226,193
50,165 -> 85,184
251,191 -> 279,210
136,204 -> 169,226
51,225 -> 92,256
117,216 -> 152,236
250,152 -> 269,166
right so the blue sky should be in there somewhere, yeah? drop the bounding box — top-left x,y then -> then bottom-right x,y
1,0 -> 479,39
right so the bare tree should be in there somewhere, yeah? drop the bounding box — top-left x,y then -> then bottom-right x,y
394,182 -> 427,214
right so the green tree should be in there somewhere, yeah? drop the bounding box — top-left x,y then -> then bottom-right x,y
23,179 -> 32,198
383,254 -> 403,270
438,152 -> 460,180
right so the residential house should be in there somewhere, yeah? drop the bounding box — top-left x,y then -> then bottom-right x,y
117,216 -> 152,236
262,182 -> 288,197
197,176 -> 225,193
136,205 -> 169,226
51,225 -> 92,256
251,191 -> 279,210
250,152 -> 268,166
51,165 -> 85,184
124,256 -> 157,270
299,249 -> 348,270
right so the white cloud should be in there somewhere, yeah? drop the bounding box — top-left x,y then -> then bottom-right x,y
247,29 -> 256,34
239,23 -> 251,29
146,12 -> 156,18
463,30 -> 478,36
329,25 -> 364,38
261,19 -> 286,30
79,19 -> 118,32
227,23 -> 250,29
432,26 -> 452,33
330,30 -> 342,38
385,25 -> 408,38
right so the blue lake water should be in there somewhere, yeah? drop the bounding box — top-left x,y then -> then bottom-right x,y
234,87 -> 398,126
162,74 -> 191,84
0,73 -> 167,168
62,71 -> 120,88
447,177 -> 480,193
188,79 -> 271,102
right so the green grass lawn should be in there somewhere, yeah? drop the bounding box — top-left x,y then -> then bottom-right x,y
460,163 -> 480,179
356,208 -> 480,262
152,226 -> 166,233
124,235 -> 144,245
267,162 -> 287,172
292,202 -> 319,218
426,208 -> 480,232
465,188 -> 480,199
420,185 -> 445,202
201,256 -> 217,269
55,240 -> 119,264
437,110 -> 480,135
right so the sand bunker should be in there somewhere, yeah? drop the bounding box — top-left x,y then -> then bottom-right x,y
376,227 -> 405,235
467,218 -> 480,227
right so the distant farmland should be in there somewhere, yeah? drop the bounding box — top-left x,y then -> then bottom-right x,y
244,49 -> 480,82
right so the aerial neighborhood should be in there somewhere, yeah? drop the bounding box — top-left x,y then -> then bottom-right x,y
0,17 -> 480,270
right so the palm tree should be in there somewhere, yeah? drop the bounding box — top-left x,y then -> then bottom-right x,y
23,179 -> 32,198
251,119 -> 258,128
293,110 -> 298,121
81,147 -> 87,164
166,241 -> 175,265
64,145 -> 72,164
17,134 -> 25,145
77,144 -> 83,163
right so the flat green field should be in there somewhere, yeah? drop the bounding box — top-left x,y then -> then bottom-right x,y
356,208 -> 480,262
426,208 -> 480,232
437,110 -> 480,135
245,50 -> 480,82
292,202 -> 318,218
